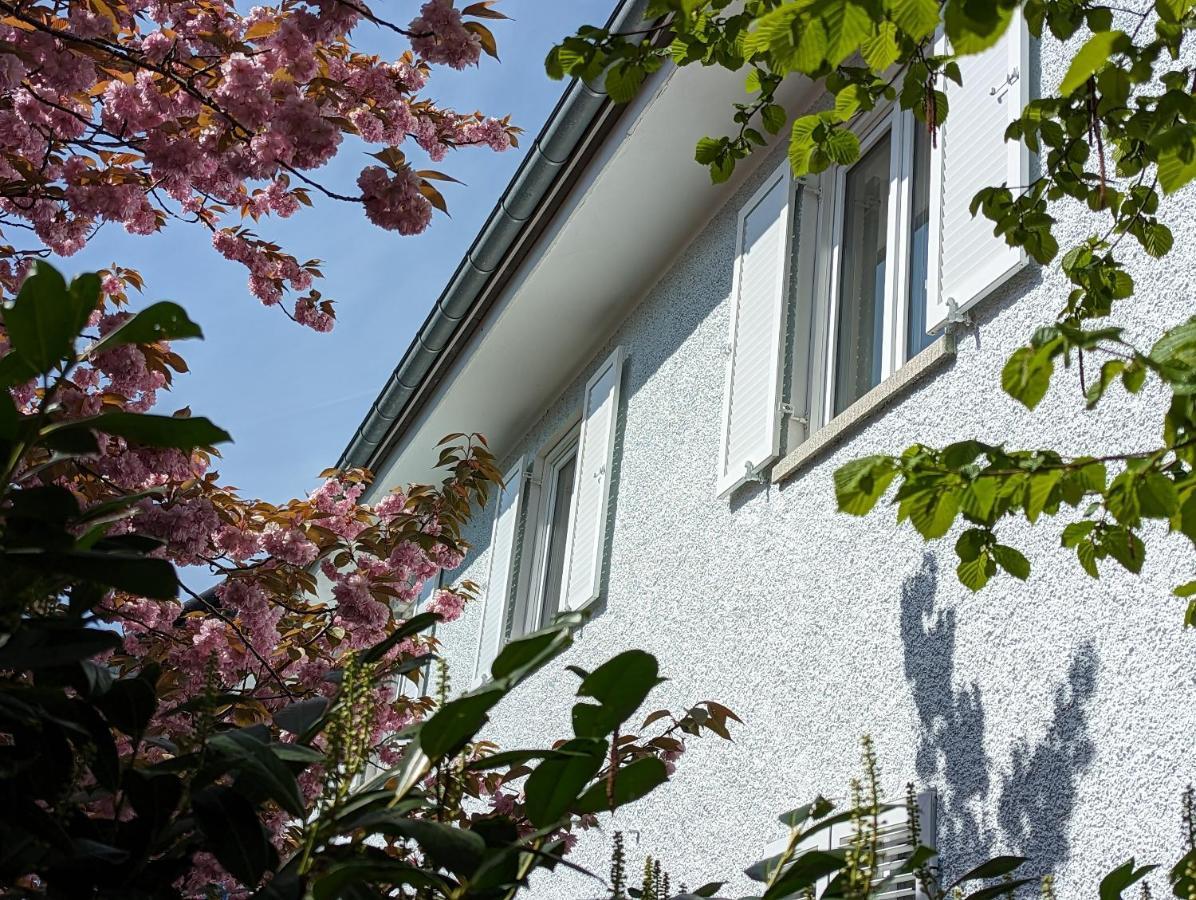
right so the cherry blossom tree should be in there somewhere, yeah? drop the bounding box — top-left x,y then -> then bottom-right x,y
0,0 -> 520,329
0,262 -> 740,896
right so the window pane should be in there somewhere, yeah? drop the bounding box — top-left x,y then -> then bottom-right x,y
539,452 -> 577,625
905,124 -> 934,359
834,133 -> 891,415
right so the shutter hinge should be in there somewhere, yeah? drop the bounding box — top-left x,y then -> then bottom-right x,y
943,298 -> 972,335
743,459 -> 767,484
779,402 -> 809,427
991,67 -> 1020,102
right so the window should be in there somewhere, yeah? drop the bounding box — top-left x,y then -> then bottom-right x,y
716,13 -> 1032,494
833,129 -> 893,415
472,346 -> 626,682
527,431 -> 579,633
824,108 -> 931,419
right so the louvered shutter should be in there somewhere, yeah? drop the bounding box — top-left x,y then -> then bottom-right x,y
561,347 -> 625,612
717,163 -> 794,496
827,792 -> 938,900
925,12 -> 1031,333
473,458 -> 524,684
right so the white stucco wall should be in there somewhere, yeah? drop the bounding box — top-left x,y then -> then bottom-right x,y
372,22 -> 1196,900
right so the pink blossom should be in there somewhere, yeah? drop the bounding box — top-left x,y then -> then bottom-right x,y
357,166 -> 433,235
373,490 -> 407,521
428,588 -> 466,622
261,524 -> 318,566
294,296 -> 334,332
409,0 -> 482,69
214,524 -> 262,561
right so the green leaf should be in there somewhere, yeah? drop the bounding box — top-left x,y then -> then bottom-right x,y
208,729 -> 307,818
1,263 -> 96,372
1104,526 -> 1145,574
950,856 -> 1028,888
46,412 -> 231,451
1024,470 -> 1062,523
337,813 -> 486,878
572,649 -> 662,738
574,756 -> 669,814
764,849 -> 849,900
604,61 -> 645,104
84,302 -> 203,357
889,0 -> 940,39
834,456 -> 898,515
1174,581 -> 1196,598
3,548 -> 179,599
823,126 -> 861,165
0,623 -> 121,669
193,786 -> 277,888
490,620 -> 574,682
1099,858 -> 1158,900
96,671 -> 159,736
907,486 -> 961,539
1059,31 -> 1126,96
1061,520 -> 1096,548
1157,127 -> 1196,195
944,1 -> 1012,54
992,544 -> 1030,580
523,737 -> 606,827
861,21 -> 901,72
1001,345 -> 1054,410
761,104 -> 787,135
419,688 -> 503,760
359,612 -> 440,664
957,550 -> 994,591
777,795 -> 836,828
273,697 -> 329,737
311,861 -> 447,900
695,136 -> 723,165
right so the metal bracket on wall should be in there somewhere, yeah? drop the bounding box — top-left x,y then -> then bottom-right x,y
943,298 -> 973,336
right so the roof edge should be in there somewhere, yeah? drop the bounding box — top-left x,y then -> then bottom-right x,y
337,0 -> 653,473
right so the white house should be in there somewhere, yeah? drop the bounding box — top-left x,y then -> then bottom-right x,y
338,2 -> 1196,896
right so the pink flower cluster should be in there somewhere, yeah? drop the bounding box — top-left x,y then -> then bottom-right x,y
357,166 -> 434,235
409,0 -> 483,70
0,0 -> 514,328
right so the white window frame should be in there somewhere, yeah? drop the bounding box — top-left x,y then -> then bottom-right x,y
520,425 -> 581,636
806,103 -> 928,434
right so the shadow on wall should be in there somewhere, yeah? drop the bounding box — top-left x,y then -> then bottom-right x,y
900,553 -> 1099,880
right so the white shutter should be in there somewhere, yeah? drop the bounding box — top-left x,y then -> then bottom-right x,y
561,347 -> 625,611
827,792 -> 938,900
717,162 -> 794,496
926,12 -> 1031,333
473,458 -> 524,684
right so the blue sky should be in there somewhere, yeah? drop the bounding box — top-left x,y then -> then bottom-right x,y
56,0 -> 614,503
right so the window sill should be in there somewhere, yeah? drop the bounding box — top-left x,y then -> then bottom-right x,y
772,334 -> 956,485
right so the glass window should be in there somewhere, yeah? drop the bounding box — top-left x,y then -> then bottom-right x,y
905,124 -> 934,359
538,448 -> 577,627
834,133 -> 892,415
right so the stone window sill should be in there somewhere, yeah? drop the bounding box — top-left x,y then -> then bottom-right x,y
771,334 -> 956,485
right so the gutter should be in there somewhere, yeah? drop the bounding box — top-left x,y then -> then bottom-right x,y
336,0 -> 654,473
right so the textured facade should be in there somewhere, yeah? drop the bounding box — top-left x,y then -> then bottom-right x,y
361,23 -> 1196,900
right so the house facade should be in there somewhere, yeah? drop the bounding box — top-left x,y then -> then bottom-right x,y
338,3 -> 1196,896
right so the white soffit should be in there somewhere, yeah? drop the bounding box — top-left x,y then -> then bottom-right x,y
371,63 -> 814,493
